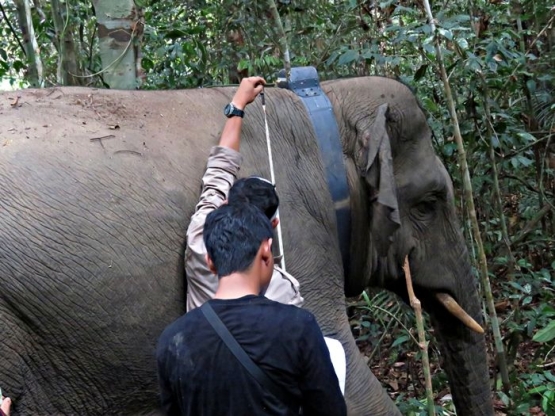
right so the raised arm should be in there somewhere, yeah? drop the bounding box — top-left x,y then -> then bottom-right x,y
185,77 -> 266,311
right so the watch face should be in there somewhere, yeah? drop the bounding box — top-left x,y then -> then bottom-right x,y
224,103 -> 243,118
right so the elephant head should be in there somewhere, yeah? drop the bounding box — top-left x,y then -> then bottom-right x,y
324,77 -> 494,416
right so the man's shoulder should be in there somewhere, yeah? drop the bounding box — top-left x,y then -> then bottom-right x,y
158,309 -> 203,347
258,296 -> 316,324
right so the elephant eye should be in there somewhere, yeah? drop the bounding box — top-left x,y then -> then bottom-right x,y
412,195 -> 439,219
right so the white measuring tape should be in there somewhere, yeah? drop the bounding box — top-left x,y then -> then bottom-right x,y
260,91 -> 286,272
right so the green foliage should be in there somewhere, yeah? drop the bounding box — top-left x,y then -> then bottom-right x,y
1,0 -> 99,88
503,371 -> 555,414
0,1 -> 27,88
395,394 -> 457,416
533,320 -> 555,343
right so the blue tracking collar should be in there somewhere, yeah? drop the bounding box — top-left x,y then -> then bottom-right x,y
277,66 -> 351,279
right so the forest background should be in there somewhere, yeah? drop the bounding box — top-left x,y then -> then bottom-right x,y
0,0 -> 554,414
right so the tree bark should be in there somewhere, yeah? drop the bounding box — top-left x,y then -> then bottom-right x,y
13,0 -> 43,87
92,0 -> 143,89
51,0 -> 81,86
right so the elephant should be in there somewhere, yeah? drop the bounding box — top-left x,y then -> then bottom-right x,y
0,77 -> 493,415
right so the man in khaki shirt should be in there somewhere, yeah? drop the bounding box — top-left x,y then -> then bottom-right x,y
185,76 -> 303,312
184,76 -> 346,394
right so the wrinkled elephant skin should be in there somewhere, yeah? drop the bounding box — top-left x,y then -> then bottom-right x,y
0,79 -> 493,415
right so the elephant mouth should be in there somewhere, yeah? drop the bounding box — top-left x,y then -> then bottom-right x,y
433,292 -> 484,334
402,252 -> 484,335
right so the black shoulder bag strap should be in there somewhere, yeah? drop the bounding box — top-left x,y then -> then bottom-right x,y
200,302 -> 298,409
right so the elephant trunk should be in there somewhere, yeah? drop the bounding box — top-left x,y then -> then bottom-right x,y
426,244 -> 494,416
433,320 -> 493,415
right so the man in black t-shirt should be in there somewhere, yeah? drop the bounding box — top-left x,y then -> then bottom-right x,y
156,203 -> 346,416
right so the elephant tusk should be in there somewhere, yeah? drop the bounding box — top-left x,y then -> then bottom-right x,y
435,293 -> 485,334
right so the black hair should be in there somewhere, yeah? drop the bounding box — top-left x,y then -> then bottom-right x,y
203,203 -> 273,278
228,177 -> 279,220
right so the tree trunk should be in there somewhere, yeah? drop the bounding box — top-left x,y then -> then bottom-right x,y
267,0 -> 291,80
92,0 -> 142,89
13,0 -> 43,87
51,0 -> 81,86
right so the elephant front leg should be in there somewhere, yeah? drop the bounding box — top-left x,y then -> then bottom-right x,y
327,315 -> 402,416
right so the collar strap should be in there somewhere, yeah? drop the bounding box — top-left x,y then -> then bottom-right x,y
278,67 -> 351,279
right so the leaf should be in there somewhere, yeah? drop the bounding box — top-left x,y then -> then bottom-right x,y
237,59 -> 250,71
438,28 -> 453,40
508,281 -> 526,292
379,0 -> 396,8
13,60 -> 25,71
391,334 -> 410,347
545,371 -> 555,383
517,131 -> 537,142
164,29 -> 187,40
414,64 -> 427,81
529,385 -> 548,394
421,24 -> 432,34
423,42 -> 435,55
457,38 -> 469,50
526,79 -> 537,94
498,391 -> 511,406
325,51 -> 340,66
395,6 -> 418,15
516,155 -> 534,167
533,320 -> 555,343
338,50 -> 359,66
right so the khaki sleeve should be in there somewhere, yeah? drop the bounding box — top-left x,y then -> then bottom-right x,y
262,267 -> 304,307
185,146 -> 243,311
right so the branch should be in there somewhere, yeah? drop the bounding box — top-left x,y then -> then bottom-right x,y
88,24 -> 97,72
267,0 -> 291,80
403,257 -> 436,416
500,173 -> 553,198
0,2 -> 26,57
479,72 -> 515,276
510,204 -> 553,248
502,132 -> 554,160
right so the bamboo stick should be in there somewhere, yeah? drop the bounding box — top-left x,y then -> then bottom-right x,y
403,257 -> 436,416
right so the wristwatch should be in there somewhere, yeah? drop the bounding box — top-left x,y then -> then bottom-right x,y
224,102 -> 245,118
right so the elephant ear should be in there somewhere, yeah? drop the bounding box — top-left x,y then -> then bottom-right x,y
360,103 -> 400,256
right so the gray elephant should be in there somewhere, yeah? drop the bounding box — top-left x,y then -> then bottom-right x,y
0,77 -> 493,415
